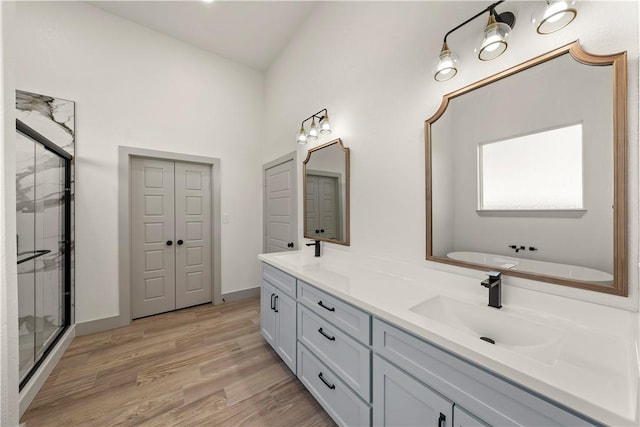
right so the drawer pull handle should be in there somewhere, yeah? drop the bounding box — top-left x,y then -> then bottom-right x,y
438,412 -> 446,427
318,327 -> 336,341
318,372 -> 336,390
274,295 -> 279,313
318,301 -> 335,312
270,293 -> 275,310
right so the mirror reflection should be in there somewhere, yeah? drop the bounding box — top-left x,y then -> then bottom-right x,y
303,138 -> 350,246
426,42 -> 627,295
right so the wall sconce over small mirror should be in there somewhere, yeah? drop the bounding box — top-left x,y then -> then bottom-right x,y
297,108 -> 332,144
303,138 -> 350,246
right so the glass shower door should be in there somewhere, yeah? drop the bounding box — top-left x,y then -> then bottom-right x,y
16,123 -> 70,387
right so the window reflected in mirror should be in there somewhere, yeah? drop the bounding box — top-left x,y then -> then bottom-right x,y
478,123 -> 583,211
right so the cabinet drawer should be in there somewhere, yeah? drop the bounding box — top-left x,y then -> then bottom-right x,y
262,263 -> 296,298
298,280 -> 370,344
298,343 -> 371,427
298,305 -> 371,402
373,319 -> 596,427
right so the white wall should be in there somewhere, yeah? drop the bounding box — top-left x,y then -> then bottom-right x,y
263,1 -> 639,309
15,1 -> 265,323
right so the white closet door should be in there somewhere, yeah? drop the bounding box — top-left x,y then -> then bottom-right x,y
131,158 -> 176,319
265,159 -> 296,253
174,162 -> 212,309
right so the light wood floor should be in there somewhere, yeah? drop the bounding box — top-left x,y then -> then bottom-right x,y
21,297 -> 336,426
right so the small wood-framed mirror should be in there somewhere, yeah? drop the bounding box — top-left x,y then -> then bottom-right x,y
303,138 -> 350,246
426,41 -> 627,295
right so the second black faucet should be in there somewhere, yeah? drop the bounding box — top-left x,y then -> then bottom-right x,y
306,240 -> 321,257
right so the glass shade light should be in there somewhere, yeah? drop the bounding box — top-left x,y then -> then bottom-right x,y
308,117 -> 319,140
319,114 -> 332,133
531,0 -> 576,34
296,126 -> 307,144
433,42 -> 459,82
477,14 -> 511,61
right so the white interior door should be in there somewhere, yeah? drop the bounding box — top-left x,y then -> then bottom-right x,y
132,158 -> 212,319
175,162 -> 212,309
131,158 -> 176,318
265,159 -> 295,253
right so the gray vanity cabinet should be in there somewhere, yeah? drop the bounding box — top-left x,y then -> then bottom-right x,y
373,354 -> 456,427
260,264 -> 296,374
373,319 -> 597,427
259,262 -> 600,427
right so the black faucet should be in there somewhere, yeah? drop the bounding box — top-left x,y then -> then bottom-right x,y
306,240 -> 321,257
481,271 -> 502,309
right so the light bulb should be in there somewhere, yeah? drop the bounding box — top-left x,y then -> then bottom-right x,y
308,118 -> 319,140
476,14 -> 510,61
296,126 -> 307,144
532,0 -> 577,34
319,114 -> 332,133
432,42 -> 458,82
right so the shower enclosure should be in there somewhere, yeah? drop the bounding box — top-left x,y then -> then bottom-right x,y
16,119 -> 71,388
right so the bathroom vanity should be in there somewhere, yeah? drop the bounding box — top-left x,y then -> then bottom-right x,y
258,249 -> 639,427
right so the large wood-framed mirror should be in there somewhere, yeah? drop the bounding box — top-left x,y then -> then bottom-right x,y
426,41 -> 627,295
303,138 -> 350,246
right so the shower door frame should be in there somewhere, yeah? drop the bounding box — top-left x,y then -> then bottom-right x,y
16,119 -> 72,390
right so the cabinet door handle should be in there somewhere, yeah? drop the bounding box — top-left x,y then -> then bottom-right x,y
438,412 -> 446,427
270,293 -> 275,310
166,240 -> 173,246
317,301 -> 335,312
318,327 -> 335,341
318,372 -> 336,390
177,239 -> 184,245
274,295 -> 279,313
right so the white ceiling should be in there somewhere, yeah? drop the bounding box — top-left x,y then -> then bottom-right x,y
89,1 -> 317,71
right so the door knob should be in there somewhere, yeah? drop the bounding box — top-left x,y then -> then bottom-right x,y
287,242 -> 294,248
177,240 -> 184,245
166,240 -> 173,246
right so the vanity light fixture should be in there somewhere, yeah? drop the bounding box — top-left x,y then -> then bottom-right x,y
531,0 -> 577,34
432,0 -> 515,82
296,108 -> 332,145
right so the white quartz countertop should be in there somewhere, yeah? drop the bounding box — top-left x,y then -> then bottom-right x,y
258,249 -> 640,426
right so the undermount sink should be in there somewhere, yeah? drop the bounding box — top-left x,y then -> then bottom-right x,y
409,296 -> 565,365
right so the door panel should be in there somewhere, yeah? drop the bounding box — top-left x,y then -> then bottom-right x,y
306,175 -> 339,240
319,176 -> 338,239
175,162 -> 212,309
131,158 -> 176,319
265,160 -> 295,252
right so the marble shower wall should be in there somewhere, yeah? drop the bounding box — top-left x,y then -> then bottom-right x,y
15,90 -> 75,380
